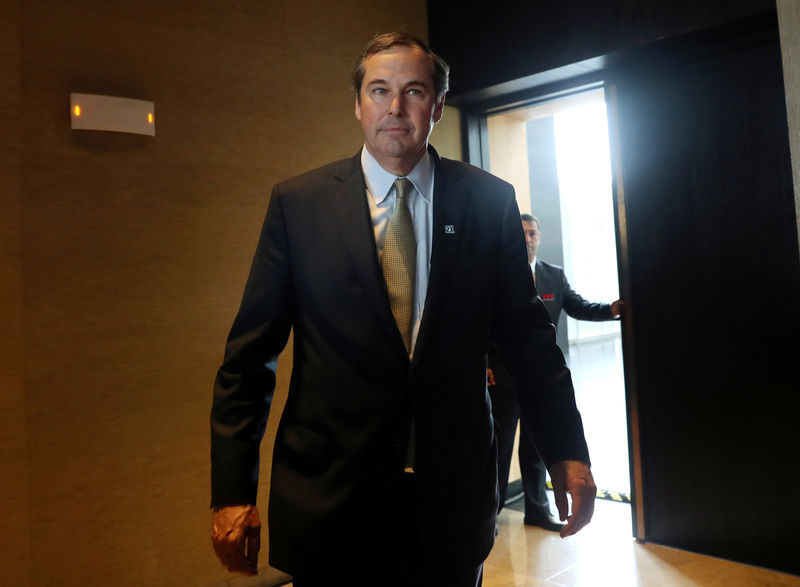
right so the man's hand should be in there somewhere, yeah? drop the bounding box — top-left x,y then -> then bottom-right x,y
549,460 -> 596,538
611,299 -> 624,318
486,368 -> 496,387
211,505 -> 261,575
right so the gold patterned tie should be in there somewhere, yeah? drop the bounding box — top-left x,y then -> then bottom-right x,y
381,177 -> 416,353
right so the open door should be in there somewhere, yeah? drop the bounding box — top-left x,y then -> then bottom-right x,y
481,87 -> 636,535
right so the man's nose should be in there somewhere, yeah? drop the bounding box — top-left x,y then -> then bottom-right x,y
388,95 -> 405,116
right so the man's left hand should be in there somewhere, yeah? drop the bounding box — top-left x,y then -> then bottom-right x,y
610,299 -> 624,318
549,460 -> 596,538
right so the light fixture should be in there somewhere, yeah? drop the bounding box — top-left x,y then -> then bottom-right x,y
70,93 -> 155,136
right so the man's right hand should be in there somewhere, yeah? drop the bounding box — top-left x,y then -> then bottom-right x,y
211,505 -> 261,576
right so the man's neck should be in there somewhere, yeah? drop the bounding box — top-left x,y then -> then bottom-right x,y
361,146 -> 433,207
365,145 -> 428,176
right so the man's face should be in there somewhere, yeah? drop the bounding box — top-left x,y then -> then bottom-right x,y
355,45 -> 444,176
522,220 -> 540,263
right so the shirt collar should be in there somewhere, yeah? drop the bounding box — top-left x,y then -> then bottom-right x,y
361,147 -> 433,205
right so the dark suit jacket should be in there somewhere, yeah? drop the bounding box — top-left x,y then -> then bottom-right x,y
489,261 -> 615,396
211,147 -> 589,575
534,260 -> 614,325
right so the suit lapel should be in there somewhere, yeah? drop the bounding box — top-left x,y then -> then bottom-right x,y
412,149 -> 469,364
329,152 -> 408,353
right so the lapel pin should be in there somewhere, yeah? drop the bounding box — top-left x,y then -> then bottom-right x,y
444,225 -> 455,234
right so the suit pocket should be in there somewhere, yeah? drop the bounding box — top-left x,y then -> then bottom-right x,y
281,423 -> 331,476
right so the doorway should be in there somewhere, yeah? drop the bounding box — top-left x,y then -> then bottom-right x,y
482,88 -> 632,515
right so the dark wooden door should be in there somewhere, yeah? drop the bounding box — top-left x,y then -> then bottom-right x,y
612,27 -> 800,575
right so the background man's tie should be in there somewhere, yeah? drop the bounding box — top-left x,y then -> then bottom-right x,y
381,177 -> 416,353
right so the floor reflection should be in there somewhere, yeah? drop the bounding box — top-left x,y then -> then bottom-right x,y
567,332 -> 630,494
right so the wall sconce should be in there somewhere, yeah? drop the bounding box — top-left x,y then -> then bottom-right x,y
70,93 -> 155,136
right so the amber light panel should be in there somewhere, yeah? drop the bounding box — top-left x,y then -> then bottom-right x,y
69,93 -> 156,136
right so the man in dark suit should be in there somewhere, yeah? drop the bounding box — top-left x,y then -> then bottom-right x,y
210,34 -> 596,586
489,213 -> 620,532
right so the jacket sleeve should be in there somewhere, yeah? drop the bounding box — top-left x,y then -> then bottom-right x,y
560,271 -> 615,321
490,190 -> 590,468
210,185 -> 295,507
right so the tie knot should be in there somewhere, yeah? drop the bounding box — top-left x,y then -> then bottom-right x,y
394,177 -> 412,201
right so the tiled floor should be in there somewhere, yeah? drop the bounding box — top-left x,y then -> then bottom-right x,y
486,497 -> 800,586
265,500 -> 800,587
483,332 -> 800,585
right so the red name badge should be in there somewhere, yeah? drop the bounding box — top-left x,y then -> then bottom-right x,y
542,294 -> 555,300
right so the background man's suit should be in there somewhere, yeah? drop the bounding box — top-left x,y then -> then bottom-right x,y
211,147 -> 590,577
489,260 -> 614,521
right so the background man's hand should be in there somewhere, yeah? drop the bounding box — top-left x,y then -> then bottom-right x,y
549,460 -> 596,538
611,299 -> 624,318
211,505 -> 261,575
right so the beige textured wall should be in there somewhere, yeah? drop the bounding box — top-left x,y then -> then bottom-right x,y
0,2 -> 29,586
1,1 -> 464,585
432,105 -> 462,160
486,112 -> 531,213
777,0 -> 800,256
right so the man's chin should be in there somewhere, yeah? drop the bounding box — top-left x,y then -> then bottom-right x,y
375,138 -> 413,157
369,141 -> 428,168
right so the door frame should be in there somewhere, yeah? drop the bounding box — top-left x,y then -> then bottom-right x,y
458,79 -> 644,540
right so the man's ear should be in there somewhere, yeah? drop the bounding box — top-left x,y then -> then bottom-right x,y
432,95 -> 446,124
355,95 -> 362,121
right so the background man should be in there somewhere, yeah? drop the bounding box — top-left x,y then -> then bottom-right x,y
210,34 -> 595,586
489,213 -> 620,532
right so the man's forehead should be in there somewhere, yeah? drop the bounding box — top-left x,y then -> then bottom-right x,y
363,46 -> 434,82
369,44 -> 424,59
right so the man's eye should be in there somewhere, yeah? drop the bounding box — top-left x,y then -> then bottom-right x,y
373,88 -> 388,95
407,88 -> 422,95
